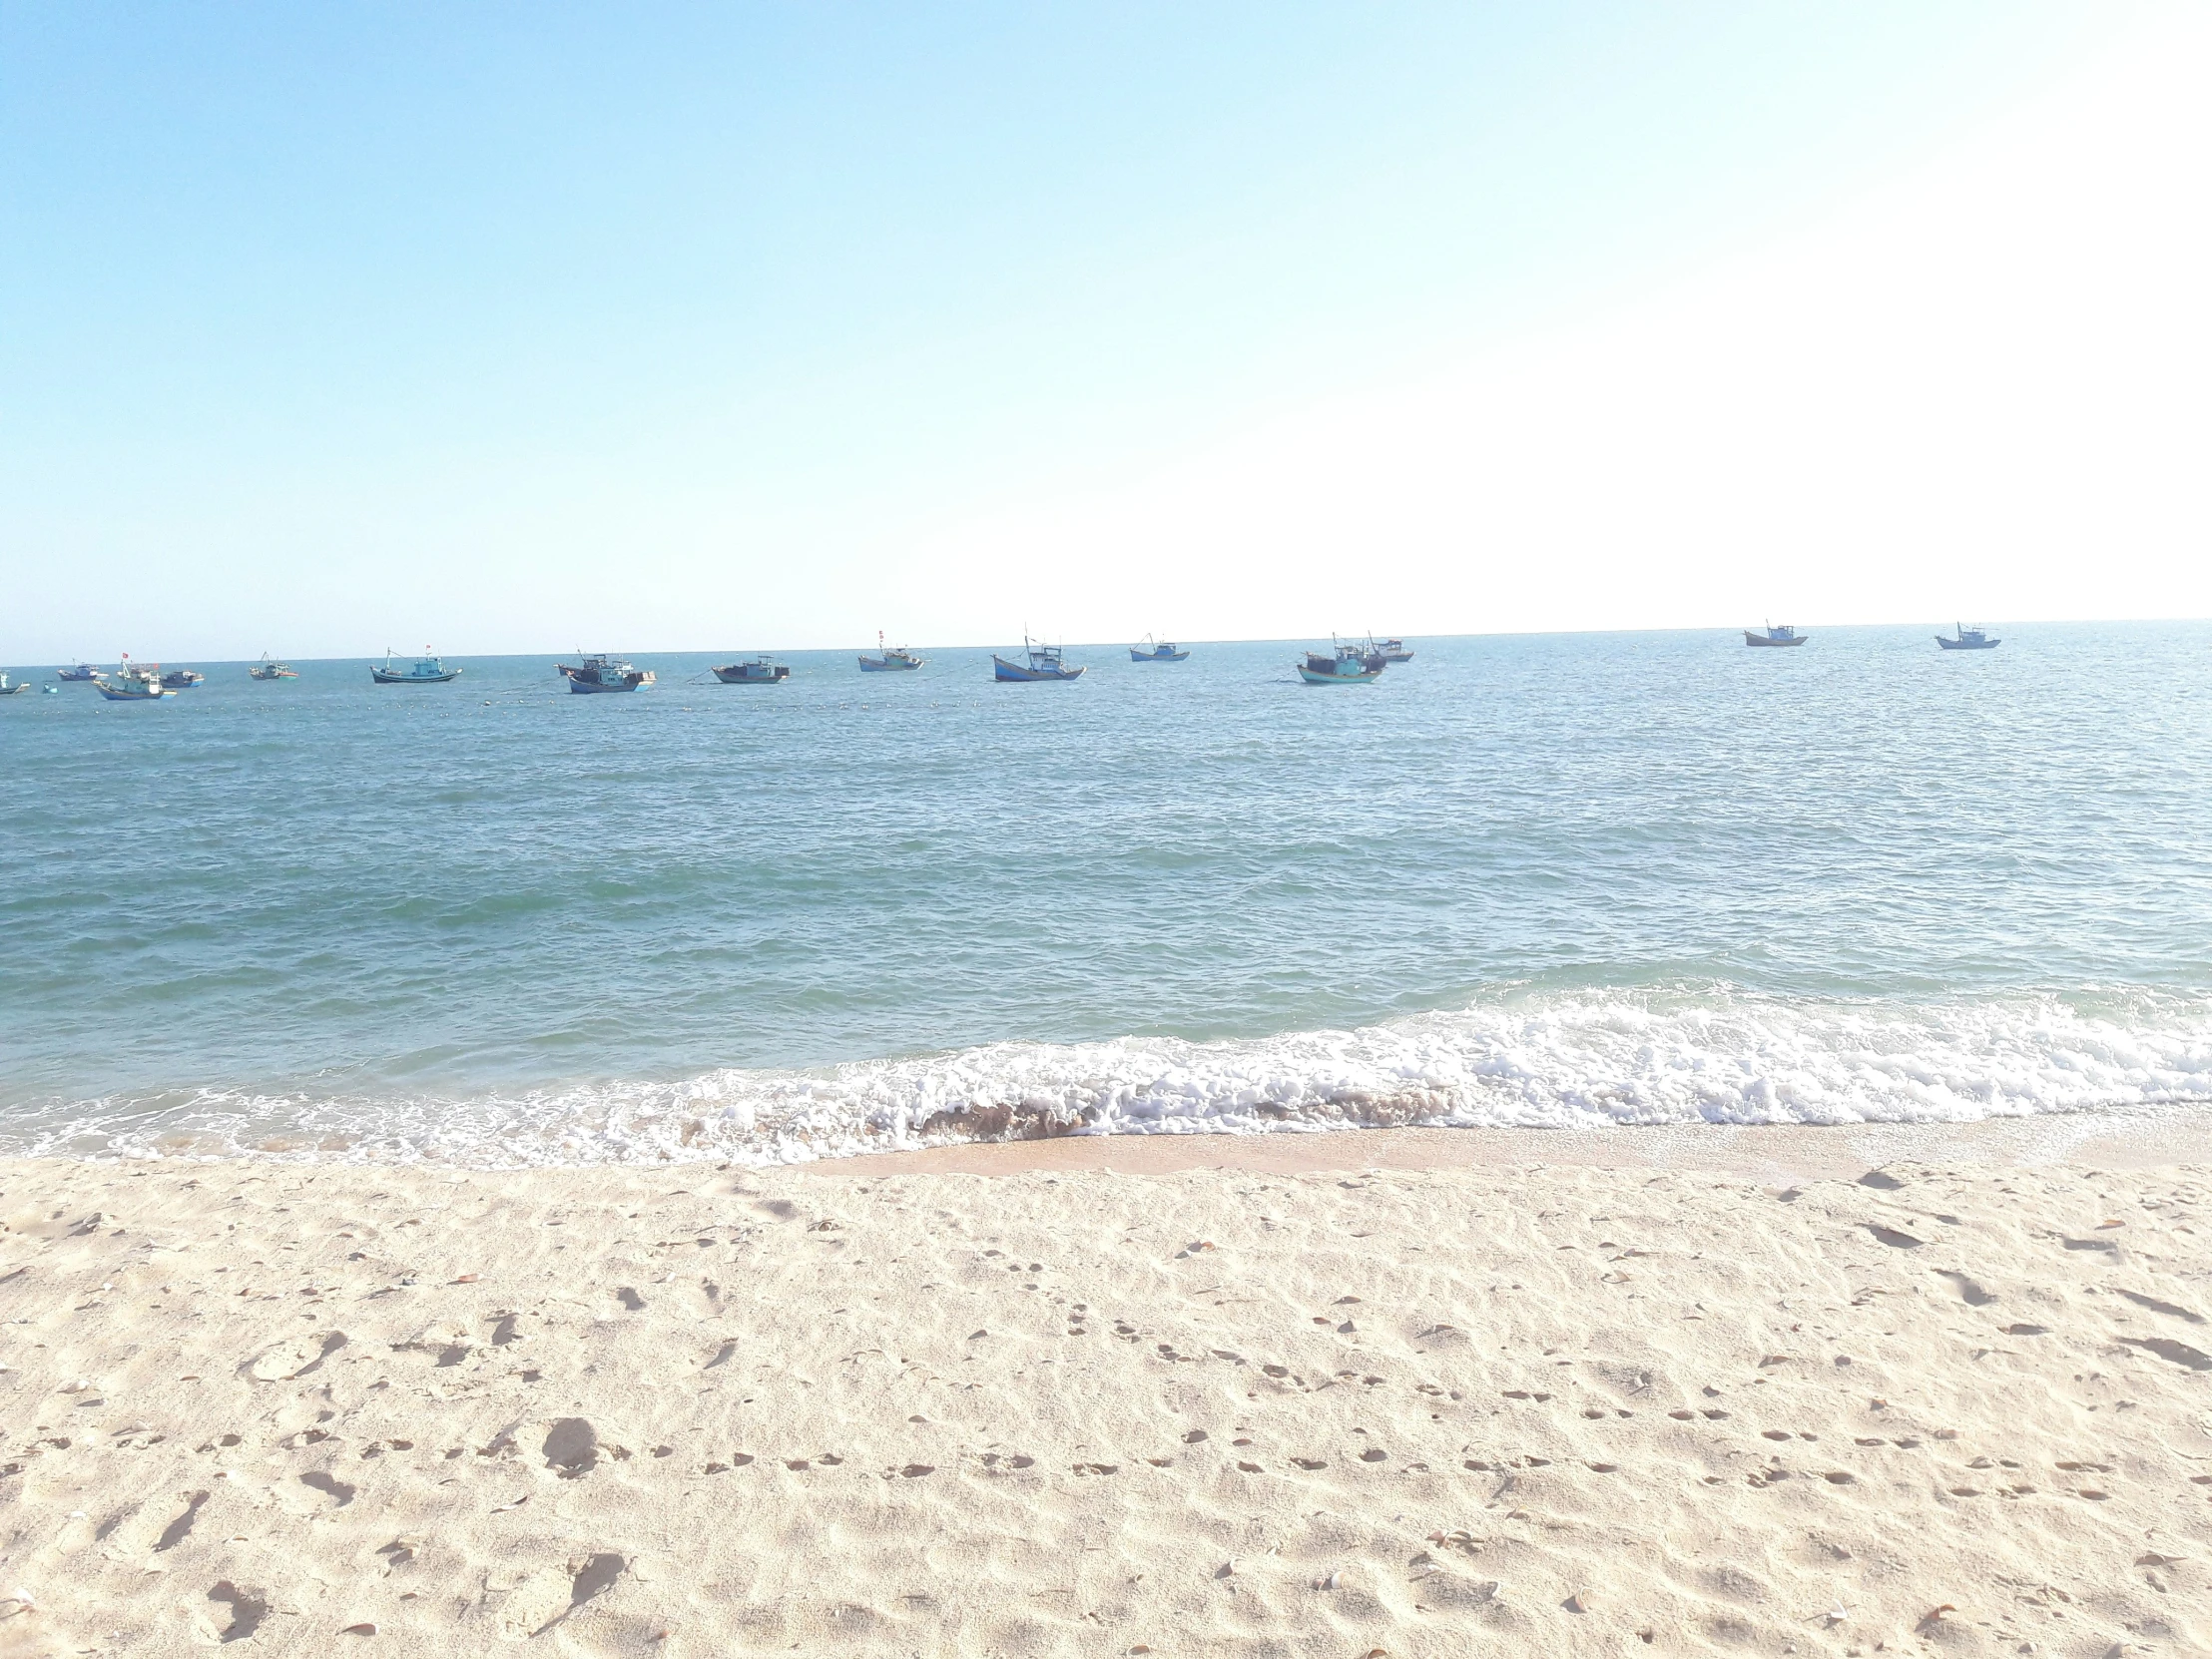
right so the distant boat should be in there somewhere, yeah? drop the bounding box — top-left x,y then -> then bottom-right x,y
1298,638 -> 1386,685
711,655 -> 790,684
1374,638 -> 1414,663
1745,623 -> 1808,648
557,652 -> 654,694
249,653 -> 298,680
159,668 -> 205,690
993,637 -> 1085,683
372,649 -> 461,685
858,632 -> 924,672
1129,634 -> 1189,663
56,663 -> 103,682
1936,622 -> 2000,651
0,673 -> 30,697
95,660 -> 174,701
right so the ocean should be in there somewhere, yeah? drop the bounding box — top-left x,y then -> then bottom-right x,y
5,625 -> 2210,1165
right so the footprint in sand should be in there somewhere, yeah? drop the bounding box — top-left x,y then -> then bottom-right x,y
156,1491 -> 210,1551
543,1419 -> 600,1478
300,1471 -> 356,1507
1936,1271 -> 1996,1306
208,1581 -> 268,1643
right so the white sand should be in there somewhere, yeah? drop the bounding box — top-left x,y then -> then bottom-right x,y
2,1140 -> 2207,1655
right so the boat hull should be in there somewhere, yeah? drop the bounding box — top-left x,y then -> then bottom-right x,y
561,673 -> 653,693
1744,633 -> 1807,647
1298,665 -> 1382,685
711,665 -> 790,684
1936,637 -> 2000,650
1129,649 -> 1190,662
0,683 -> 31,696
95,683 -> 174,701
858,657 -> 922,672
993,656 -> 1085,682
371,669 -> 460,684
249,669 -> 298,680
57,668 -> 100,682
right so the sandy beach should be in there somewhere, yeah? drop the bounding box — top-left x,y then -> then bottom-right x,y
3,1123 -> 2208,1656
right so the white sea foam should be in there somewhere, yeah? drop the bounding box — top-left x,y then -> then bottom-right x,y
26,985 -> 2212,1168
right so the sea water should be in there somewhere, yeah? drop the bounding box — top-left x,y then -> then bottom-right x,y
4,625 -> 2210,1165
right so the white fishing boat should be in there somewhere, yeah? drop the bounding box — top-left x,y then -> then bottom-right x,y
557,652 -> 654,693
858,632 -> 924,672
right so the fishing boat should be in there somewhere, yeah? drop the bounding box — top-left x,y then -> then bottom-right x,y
992,637 -> 1085,683
1744,623 -> 1808,648
0,673 -> 30,697
159,668 -> 205,690
1374,638 -> 1414,663
371,649 -> 462,685
1936,622 -> 2000,651
95,660 -> 174,701
249,653 -> 298,680
1129,634 -> 1189,663
1297,638 -> 1386,685
56,663 -> 103,682
556,652 -> 654,693
710,655 -> 790,684
858,632 -> 924,672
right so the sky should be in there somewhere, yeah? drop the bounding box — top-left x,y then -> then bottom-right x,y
3,1 -> 2207,660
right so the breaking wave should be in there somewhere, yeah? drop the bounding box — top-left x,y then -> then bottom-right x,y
18,984 -> 2212,1167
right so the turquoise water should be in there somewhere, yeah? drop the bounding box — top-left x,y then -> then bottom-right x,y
5,625 -> 2211,1163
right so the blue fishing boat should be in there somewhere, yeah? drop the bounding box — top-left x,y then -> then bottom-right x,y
1936,622 -> 2000,651
993,637 -> 1085,682
1129,634 -> 1189,663
372,649 -> 462,685
1297,638 -> 1386,685
858,632 -> 924,672
711,655 -> 790,684
57,663 -> 102,682
557,653 -> 654,693
1745,623 -> 1807,648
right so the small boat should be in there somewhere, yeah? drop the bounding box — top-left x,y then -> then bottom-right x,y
1129,634 -> 1189,663
249,653 -> 299,680
1745,623 -> 1808,648
57,663 -> 103,682
0,673 -> 31,697
1936,622 -> 2000,651
159,668 -> 205,690
557,652 -> 654,693
372,649 -> 462,685
40,685 -> 58,695
993,637 -> 1085,683
95,660 -> 175,701
711,655 -> 790,684
858,632 -> 924,672
1374,638 -> 1414,663
1298,638 -> 1386,685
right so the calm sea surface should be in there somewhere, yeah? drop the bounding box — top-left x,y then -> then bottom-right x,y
5,626 -> 2211,1164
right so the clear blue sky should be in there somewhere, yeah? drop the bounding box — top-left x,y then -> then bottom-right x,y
4,2 -> 2196,660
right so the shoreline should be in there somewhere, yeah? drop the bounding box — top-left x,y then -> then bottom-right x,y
804,1102 -> 2212,1182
